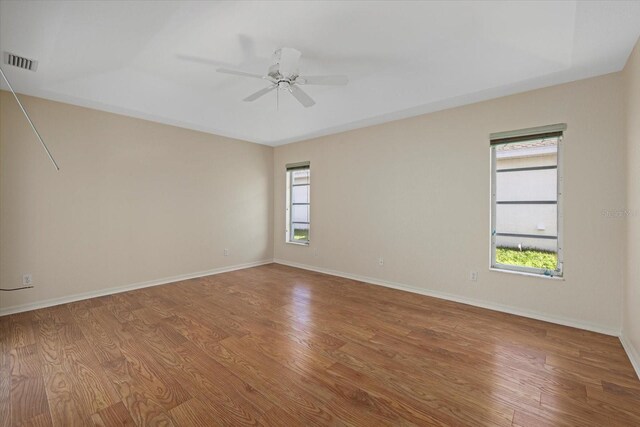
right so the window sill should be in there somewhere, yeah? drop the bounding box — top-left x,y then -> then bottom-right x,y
286,241 -> 309,246
489,267 -> 564,281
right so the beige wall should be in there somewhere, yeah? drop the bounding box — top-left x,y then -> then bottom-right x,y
624,39 -> 640,358
0,91 -> 273,312
274,72 -> 627,333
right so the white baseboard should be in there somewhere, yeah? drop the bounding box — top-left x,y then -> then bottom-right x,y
620,333 -> 640,380
273,258 -> 621,337
0,259 -> 273,317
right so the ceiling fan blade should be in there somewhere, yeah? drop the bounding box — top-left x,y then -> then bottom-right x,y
289,85 -> 316,108
217,68 -> 265,79
176,54 -> 232,68
298,75 -> 348,86
243,84 -> 277,102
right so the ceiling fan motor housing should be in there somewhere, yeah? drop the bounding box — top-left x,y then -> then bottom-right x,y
272,47 -> 301,79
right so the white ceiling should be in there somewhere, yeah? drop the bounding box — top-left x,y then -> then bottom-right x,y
1,1 -> 639,146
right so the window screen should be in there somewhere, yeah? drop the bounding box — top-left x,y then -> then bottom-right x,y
286,162 -> 310,244
490,124 -> 565,277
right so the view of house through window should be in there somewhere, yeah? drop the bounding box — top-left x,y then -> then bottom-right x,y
491,128 -> 563,276
286,163 -> 310,243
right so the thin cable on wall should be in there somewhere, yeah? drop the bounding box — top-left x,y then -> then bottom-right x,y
0,66 -> 60,171
0,286 -> 34,291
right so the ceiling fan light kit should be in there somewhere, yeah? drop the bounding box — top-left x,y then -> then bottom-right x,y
217,47 -> 348,108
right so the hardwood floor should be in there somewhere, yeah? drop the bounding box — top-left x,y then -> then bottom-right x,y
1,263 -> 639,426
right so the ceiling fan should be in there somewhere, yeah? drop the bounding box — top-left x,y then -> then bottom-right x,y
217,47 -> 348,108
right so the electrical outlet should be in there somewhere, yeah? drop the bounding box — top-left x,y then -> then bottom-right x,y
470,271 -> 478,282
314,248 -> 319,257
23,274 -> 33,286
224,248 -> 229,256
378,257 -> 384,266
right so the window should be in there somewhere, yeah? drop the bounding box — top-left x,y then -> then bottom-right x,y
490,124 -> 565,277
286,162 -> 310,244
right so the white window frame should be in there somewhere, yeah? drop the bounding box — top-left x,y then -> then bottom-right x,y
285,162 -> 310,245
490,124 -> 566,278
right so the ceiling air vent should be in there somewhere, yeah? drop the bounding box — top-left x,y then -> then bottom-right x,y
3,52 -> 38,71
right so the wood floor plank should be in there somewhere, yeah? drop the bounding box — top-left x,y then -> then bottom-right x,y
323,362 -> 462,426
89,401 -> 136,427
173,340 -> 274,419
539,391 -> 640,426
168,397 -> 223,427
1,263 -> 639,426
42,369 -> 87,427
8,314 -> 37,349
61,339 -> 119,415
199,338 -> 343,425
9,344 -> 49,425
17,411 -> 54,427
511,409 -> 574,427
601,379 -> 640,398
215,336 -> 404,426
332,341 -> 516,426
159,312 -> 229,351
369,331 -> 547,407
66,304 -> 123,365
586,384 -> 640,421
10,376 -> 48,426
100,357 -> 177,427
257,406 -> 305,427
110,346 -> 191,412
